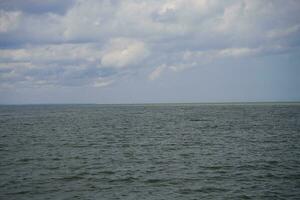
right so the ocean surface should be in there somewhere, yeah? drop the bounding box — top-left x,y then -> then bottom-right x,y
0,103 -> 299,199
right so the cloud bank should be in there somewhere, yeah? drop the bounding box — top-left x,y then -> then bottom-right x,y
0,0 -> 300,89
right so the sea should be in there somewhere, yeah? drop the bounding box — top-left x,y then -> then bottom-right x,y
0,103 -> 299,199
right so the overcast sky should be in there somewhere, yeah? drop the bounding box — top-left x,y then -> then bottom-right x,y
0,0 -> 299,104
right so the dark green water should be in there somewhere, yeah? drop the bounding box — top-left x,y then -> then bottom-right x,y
0,104 -> 300,199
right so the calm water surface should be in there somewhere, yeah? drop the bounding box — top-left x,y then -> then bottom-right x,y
0,104 -> 300,199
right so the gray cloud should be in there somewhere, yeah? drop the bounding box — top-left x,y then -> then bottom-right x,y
0,0 -> 75,14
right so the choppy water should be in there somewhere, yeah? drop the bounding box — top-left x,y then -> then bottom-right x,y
0,104 -> 300,199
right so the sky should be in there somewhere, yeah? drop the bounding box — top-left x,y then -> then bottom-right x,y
0,0 -> 300,104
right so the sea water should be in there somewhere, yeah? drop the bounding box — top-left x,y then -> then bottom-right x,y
0,104 -> 299,199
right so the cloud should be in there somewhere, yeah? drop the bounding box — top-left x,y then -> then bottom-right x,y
0,0 -> 75,14
93,77 -> 114,88
149,64 -> 167,80
101,38 -> 149,68
267,24 -> 300,39
0,44 -> 102,65
0,0 -> 300,89
0,10 -> 21,33
0,44 -> 106,87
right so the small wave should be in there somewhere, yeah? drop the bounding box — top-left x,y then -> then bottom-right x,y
178,187 -> 228,194
57,175 -> 84,181
236,194 -> 252,199
144,179 -> 166,184
18,158 -> 35,162
189,119 -> 210,122
98,170 -> 115,175
6,190 -> 31,195
108,177 -> 137,183
201,165 -> 230,170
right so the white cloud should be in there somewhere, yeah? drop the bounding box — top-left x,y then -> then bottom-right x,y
93,77 -> 114,88
267,24 -> 300,39
216,2 -> 243,32
101,38 -> 148,68
0,10 -> 21,32
217,47 -> 260,58
181,47 -> 260,64
62,0 -> 114,40
149,64 -> 166,80
0,44 -> 102,65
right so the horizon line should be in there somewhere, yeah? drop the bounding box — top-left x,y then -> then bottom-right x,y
1,100 -> 300,106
